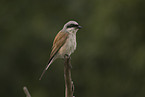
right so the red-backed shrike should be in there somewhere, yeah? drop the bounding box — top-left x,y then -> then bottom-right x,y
39,21 -> 82,80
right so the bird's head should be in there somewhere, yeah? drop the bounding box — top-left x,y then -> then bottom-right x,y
63,21 -> 82,33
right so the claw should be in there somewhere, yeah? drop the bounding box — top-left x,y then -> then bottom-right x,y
64,54 -> 72,69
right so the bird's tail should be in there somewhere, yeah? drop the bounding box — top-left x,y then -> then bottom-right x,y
39,57 -> 54,80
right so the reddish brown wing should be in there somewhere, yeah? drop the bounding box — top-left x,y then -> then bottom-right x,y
49,31 -> 68,59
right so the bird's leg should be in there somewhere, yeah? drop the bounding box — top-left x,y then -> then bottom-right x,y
64,54 -> 70,58
64,54 -> 72,69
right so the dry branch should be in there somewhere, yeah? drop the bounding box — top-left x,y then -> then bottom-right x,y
23,86 -> 31,97
64,55 -> 74,97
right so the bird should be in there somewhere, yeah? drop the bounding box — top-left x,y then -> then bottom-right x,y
39,21 -> 82,80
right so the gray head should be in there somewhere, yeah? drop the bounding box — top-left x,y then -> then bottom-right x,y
62,21 -> 82,33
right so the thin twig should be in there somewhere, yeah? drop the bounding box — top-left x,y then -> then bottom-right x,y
23,86 -> 31,97
64,54 -> 74,97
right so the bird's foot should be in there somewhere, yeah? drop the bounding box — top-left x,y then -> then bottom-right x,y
64,54 -> 70,59
64,54 -> 72,69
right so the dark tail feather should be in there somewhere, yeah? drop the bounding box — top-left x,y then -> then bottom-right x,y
39,57 -> 54,80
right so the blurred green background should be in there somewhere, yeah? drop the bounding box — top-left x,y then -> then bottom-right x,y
1,0 -> 145,97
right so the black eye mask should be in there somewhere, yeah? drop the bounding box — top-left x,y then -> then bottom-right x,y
67,24 -> 78,28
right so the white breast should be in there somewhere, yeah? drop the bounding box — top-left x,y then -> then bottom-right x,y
59,33 -> 77,57
67,33 -> 77,54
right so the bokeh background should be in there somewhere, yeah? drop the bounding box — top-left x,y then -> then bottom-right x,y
1,0 -> 145,97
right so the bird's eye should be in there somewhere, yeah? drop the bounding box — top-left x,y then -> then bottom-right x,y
67,24 -> 78,28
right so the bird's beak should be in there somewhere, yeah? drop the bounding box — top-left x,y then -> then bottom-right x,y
77,25 -> 82,29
